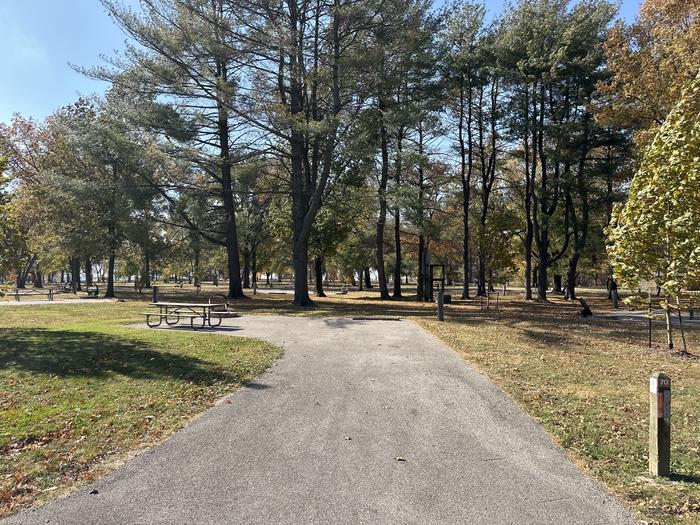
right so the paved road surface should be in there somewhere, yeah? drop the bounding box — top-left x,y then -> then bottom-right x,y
4,316 -> 638,525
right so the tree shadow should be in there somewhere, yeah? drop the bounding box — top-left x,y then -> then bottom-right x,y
0,328 -> 242,384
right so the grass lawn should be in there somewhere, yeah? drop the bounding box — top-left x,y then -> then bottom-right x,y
0,302 -> 281,518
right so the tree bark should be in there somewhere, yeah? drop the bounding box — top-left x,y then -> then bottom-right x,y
85,258 -> 93,286
458,72 -> 473,299
566,253 -> 579,300
314,256 -> 326,297
553,274 -> 562,293
417,235 -> 425,301
524,85 -> 534,301
665,305 -> 674,350
106,234 -> 115,298
71,257 -> 82,292
251,248 -> 258,287
392,128 -> 404,299
242,249 -> 251,288
376,100 -> 391,300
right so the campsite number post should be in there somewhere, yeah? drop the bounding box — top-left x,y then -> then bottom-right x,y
649,372 -> 671,477
436,290 -> 445,322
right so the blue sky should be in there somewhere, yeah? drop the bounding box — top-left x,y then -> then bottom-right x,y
0,0 -> 642,125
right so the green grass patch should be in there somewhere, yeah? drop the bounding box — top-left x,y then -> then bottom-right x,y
0,302 -> 281,517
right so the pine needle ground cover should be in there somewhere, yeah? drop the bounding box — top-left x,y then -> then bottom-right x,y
0,302 -> 281,518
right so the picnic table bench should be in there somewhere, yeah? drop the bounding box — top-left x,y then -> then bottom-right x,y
143,302 -> 240,330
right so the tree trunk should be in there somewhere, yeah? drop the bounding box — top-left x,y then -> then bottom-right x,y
364,267 -> 372,289
71,257 -> 82,292
392,128 -> 404,299
524,85 -> 534,301
193,243 -> 201,288
216,62 -> 244,300
477,256 -> 486,296
143,253 -> 151,288
242,249 -> 251,288
537,245 -> 550,300
665,306 -> 674,350
85,258 -> 93,286
292,234 -> 312,305
314,256 -> 326,297
458,72 -> 473,300
106,244 -> 115,298
553,274 -> 562,294
567,250 -> 580,301
251,248 -> 258,287
417,235 -> 425,301
376,100 -> 390,300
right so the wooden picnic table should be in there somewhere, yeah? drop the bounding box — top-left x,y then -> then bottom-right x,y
144,302 -> 238,329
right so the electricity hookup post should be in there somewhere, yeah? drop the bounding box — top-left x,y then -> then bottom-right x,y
152,286 -> 159,303
649,372 -> 671,477
436,290 -> 444,322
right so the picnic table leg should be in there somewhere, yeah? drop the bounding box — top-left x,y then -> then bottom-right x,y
146,314 -> 163,328
208,314 -> 222,328
189,316 -> 204,330
164,307 -> 179,326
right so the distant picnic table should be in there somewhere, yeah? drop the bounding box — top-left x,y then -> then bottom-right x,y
13,288 -> 62,301
144,302 -> 239,330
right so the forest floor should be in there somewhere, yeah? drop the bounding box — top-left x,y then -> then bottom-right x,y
0,302 -> 282,518
1,285 -> 699,523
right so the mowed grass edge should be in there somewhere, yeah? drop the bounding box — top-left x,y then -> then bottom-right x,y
0,302 -> 282,517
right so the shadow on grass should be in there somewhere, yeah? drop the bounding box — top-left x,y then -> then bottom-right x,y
0,328 -> 240,384
670,473 -> 700,484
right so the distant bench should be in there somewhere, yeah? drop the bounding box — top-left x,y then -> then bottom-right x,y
11,283 -> 99,301
13,289 -> 59,301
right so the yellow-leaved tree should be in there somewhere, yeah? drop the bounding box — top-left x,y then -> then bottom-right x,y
607,72 -> 700,350
597,0 -> 700,150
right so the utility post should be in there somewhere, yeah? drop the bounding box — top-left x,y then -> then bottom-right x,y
649,372 -> 671,477
436,290 -> 445,322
